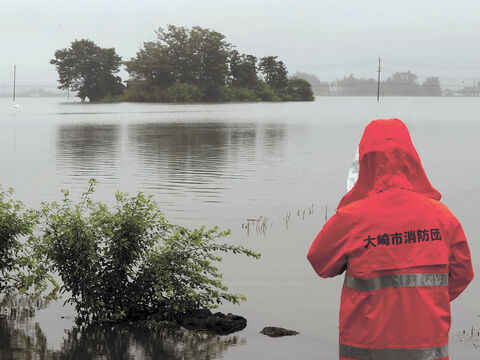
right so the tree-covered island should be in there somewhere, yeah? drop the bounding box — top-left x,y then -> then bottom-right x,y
50,25 -> 314,103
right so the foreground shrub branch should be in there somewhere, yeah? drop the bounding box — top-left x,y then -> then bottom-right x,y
0,179 -> 260,325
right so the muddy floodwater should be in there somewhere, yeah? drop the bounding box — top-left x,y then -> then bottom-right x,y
0,97 -> 479,359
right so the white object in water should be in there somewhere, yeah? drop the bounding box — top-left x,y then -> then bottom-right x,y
347,147 -> 359,192
13,104 -> 20,109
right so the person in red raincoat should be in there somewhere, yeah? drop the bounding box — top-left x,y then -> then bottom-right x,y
307,118 -> 473,360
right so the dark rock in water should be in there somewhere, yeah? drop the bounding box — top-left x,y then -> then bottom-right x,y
260,326 -> 299,337
178,310 -> 247,334
188,308 -> 212,319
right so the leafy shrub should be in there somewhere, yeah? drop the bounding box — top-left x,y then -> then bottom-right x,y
218,86 -> 260,102
286,78 -> 315,101
164,83 -> 203,102
122,83 -> 203,103
0,187 -> 37,294
117,79 -> 313,103
253,81 -> 281,101
32,180 -> 260,324
122,83 -> 155,102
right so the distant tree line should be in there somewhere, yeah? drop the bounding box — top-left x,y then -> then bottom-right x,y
293,71 -> 444,96
290,72 -> 330,95
338,71 -> 442,96
50,25 -> 314,103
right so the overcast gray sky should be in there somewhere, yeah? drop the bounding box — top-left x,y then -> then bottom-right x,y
1,0 -> 480,90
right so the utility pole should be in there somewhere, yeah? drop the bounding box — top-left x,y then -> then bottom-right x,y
13,64 -> 16,102
376,56 -> 381,101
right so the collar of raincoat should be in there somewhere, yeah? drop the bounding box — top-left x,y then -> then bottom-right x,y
338,118 -> 441,209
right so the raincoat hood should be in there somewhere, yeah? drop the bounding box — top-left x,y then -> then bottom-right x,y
338,118 -> 441,209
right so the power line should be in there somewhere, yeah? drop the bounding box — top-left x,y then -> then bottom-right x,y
335,82 -> 474,88
382,59 -> 480,70
300,59 -> 377,70
0,84 -> 59,88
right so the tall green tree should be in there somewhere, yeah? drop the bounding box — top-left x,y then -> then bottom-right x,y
156,25 -> 231,99
51,39 -> 124,102
124,42 -> 175,88
126,25 -> 232,101
259,56 -> 288,89
154,25 -> 197,85
229,50 -> 258,88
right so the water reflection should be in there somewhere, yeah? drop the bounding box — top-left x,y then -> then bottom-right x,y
263,124 -> 286,154
0,294 -> 52,322
56,124 -> 121,179
129,122 -> 241,184
61,325 -> 243,360
55,121 -> 287,204
0,318 -> 51,360
127,122 -> 286,202
0,318 -> 244,360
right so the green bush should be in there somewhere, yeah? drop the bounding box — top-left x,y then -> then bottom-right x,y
253,81 -> 281,101
165,83 -> 203,102
31,180 -> 260,324
0,187 -> 39,294
218,86 -> 260,102
113,79 -> 313,103
121,85 -> 145,102
121,83 -> 155,102
122,83 -> 203,103
286,78 -> 315,101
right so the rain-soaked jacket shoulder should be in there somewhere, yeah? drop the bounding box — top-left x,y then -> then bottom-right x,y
307,118 -> 473,360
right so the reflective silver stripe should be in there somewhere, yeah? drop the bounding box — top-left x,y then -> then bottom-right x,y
339,344 -> 448,360
344,273 -> 448,291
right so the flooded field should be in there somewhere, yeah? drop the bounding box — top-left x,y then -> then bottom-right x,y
0,96 -> 479,359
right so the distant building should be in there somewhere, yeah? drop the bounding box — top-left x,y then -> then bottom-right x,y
124,77 -> 147,89
460,86 -> 480,96
442,89 -> 455,97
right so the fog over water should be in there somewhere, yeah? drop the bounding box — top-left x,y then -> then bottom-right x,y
0,97 -> 479,359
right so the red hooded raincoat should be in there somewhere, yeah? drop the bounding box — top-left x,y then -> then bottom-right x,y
307,119 -> 473,360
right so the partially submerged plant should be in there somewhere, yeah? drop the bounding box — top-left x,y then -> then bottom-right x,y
242,216 -> 269,236
0,186 -> 57,300
30,179 -> 260,324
